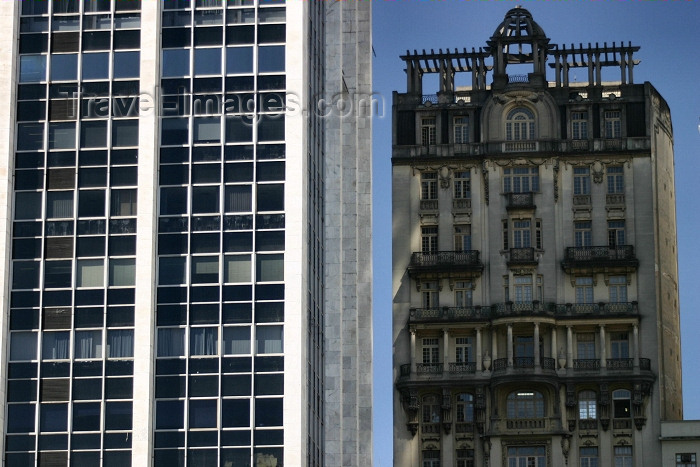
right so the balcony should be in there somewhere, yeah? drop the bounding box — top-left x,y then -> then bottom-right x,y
552,301 -> 638,317
606,193 -> 625,206
561,245 -> 639,273
505,192 -> 535,210
573,194 -> 591,207
503,140 -> 538,152
408,250 -> 484,277
492,357 -> 556,374
452,198 -> 471,212
573,359 -> 600,371
409,306 -> 491,323
578,419 -> 598,430
448,362 -> 476,374
416,363 -> 443,375
419,199 -> 438,211
492,301 -> 552,318
455,422 -> 475,434
506,418 -> 546,430
507,247 -> 537,267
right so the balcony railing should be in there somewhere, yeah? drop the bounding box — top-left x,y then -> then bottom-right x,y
416,363 -> 443,375
492,301 -> 549,317
607,358 -> 633,370
604,139 -> 623,150
506,418 -> 546,430
408,251 -> 484,277
571,139 -> 590,151
455,422 -> 474,434
606,193 -> 625,205
492,357 -> 555,374
574,359 -> 600,371
562,245 -> 639,271
409,306 -> 491,323
504,141 -> 538,152
573,194 -> 591,206
493,358 -> 508,372
448,362 -> 476,374
419,199 -> 438,211
542,357 -> 556,370
513,357 -> 535,369
453,198 -> 472,211
505,192 -> 535,210
553,302 -> 638,316
508,74 -> 530,84
579,419 -> 598,430
507,247 -> 537,266
613,419 -> 632,430
421,94 -> 438,105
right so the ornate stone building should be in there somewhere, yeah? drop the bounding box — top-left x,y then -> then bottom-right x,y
392,7 -> 679,467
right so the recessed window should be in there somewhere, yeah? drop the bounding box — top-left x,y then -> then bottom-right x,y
222,399 -> 249,427
195,48 -> 222,76
162,49 -> 190,77
256,325 -> 282,354
506,107 -> 535,141
506,391 -> 544,418
10,331 -> 37,360
257,184 -> 283,212
223,326 -> 250,354
256,254 -> 283,282
51,54 -> 78,81
258,45 -> 285,73
109,258 -> 135,286
190,327 -> 218,355
112,119 -> 139,147
157,328 -> 185,357
191,256 -> 219,283
113,51 -> 140,78
106,329 -> 133,358
74,330 -> 102,359
82,53 -> 109,80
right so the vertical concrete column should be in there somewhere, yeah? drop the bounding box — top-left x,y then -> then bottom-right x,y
633,324 -> 640,368
410,328 -> 417,374
620,54 -> 627,85
566,326 -> 573,369
406,60 -> 414,93
475,327 -> 482,372
551,325 -> 557,363
507,325 -> 513,367
443,329 -> 449,369
534,323 -> 540,367
599,325 -> 607,369
554,55 -> 561,87
491,327 -> 498,361
587,52 -> 594,84
628,52 -> 635,83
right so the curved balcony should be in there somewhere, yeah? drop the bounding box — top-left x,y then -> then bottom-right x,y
408,250 -> 484,278
448,362 -> 476,374
552,301 -> 638,318
409,306 -> 491,323
505,192 -> 536,210
572,358 -> 651,373
492,357 -> 556,374
561,245 -> 639,273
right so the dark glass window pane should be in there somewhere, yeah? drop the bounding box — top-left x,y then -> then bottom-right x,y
113,29 -> 140,49
78,190 -> 106,217
256,161 -> 284,181
254,373 -> 283,395
17,100 -> 46,121
189,399 -> 217,428
155,376 -> 186,398
221,374 -> 251,396
194,118 -> 221,143
254,398 -> 282,427
159,257 -> 186,285
76,237 -> 105,257
192,164 -> 221,184
82,53 -> 109,80
191,257 -> 219,283
22,0 -> 48,14
17,123 -> 44,150
189,375 -> 218,397
163,49 -> 190,77
223,232 -> 252,252
161,118 -> 189,145
112,120 -> 139,147
105,401 -> 132,430
80,121 -> 108,148
19,55 -> 47,83
226,47 -> 253,74
191,233 -> 220,253
256,184 -> 283,212
108,235 -> 136,256
72,402 -> 100,431
224,162 -> 253,182
79,167 -> 107,187
15,170 -> 44,190
105,377 -> 133,399
40,403 -> 68,431
192,186 -> 220,213
255,231 -> 284,251
224,185 -> 251,212
226,116 -> 253,142
51,54 -> 78,81
14,193 -> 43,220
194,48 -> 222,76
160,187 -> 188,215
258,24 -> 285,43
162,28 -> 191,48
82,31 -> 111,51
114,51 -> 140,78
44,261 -> 72,288
226,25 -> 254,45
258,46 -> 284,73
257,115 -> 284,141
156,400 -> 184,429
7,404 -> 35,433
72,378 -> 102,400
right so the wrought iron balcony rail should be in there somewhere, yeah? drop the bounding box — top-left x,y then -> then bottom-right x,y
552,302 -> 638,316
578,419 -> 597,430
562,245 -> 639,270
422,423 -> 441,434
507,247 -> 537,266
449,362 -> 476,374
607,358 -> 633,370
574,359 -> 600,371
513,357 -> 535,368
505,192 -> 535,210
542,357 -> 556,370
409,250 -> 483,273
493,358 -> 508,372
416,363 -> 443,375
606,193 -> 625,205
409,306 -> 491,322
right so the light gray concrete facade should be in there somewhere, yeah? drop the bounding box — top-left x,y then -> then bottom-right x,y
0,1 -> 372,466
392,7 -> 680,467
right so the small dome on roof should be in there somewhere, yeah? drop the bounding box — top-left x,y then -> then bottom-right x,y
491,6 -> 547,41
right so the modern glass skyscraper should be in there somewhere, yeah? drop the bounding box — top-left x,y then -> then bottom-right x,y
0,1 -> 372,466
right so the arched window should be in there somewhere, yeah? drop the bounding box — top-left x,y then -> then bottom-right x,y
506,107 -> 535,141
579,390 -> 597,419
455,393 -> 474,423
507,391 -> 544,418
613,389 -> 631,418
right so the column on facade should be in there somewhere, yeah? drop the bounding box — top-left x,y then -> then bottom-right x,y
566,326 -> 573,369
620,52 -> 627,85
507,324 -> 513,367
491,326 -> 498,361
633,323 -> 640,368
443,329 -> 450,370
587,52 -> 594,84
476,327 -> 482,372
554,54 -> 561,87
406,60 -> 414,94
599,325 -> 606,369
534,322 -> 540,367
551,325 -> 557,364
628,51 -> 635,83
410,328 -> 417,374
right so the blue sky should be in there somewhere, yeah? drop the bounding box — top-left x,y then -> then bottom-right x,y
370,2 -> 700,465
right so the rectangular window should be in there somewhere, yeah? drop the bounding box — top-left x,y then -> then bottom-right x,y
514,275 -> 532,303
607,166 -> 624,194
421,172 -> 437,200
421,338 -> 439,365
74,330 -> 102,359
577,333 -> 596,359
454,116 -> 469,144
507,446 -> 546,467
454,225 -> 471,252
676,453 -> 697,467
572,111 -> 588,140
454,281 -> 472,308
575,221 -> 592,247
574,167 -> 591,195
421,226 -> 438,254
514,335 -> 534,359
610,332 -> 629,359
422,450 -> 440,467
504,167 -> 539,193
575,277 -> 594,304
580,447 -> 598,467
609,276 -> 628,303
256,325 -> 283,354
513,219 -> 531,248
604,110 -> 622,138
614,446 -> 633,467
157,328 -> 185,357
608,220 -> 625,246
421,117 -> 436,146
454,170 -> 470,199
456,449 -> 474,467
422,281 -> 438,308
455,337 -> 472,364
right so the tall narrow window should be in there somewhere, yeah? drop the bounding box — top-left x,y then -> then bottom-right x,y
580,447 -> 598,467
608,220 -> 625,246
571,111 -> 588,140
454,170 -> 471,199
575,221 -> 592,247
455,394 -> 474,423
454,225 -> 471,252
455,337 -> 473,364
575,277 -> 594,304
514,275 -> 532,303
614,446 -> 633,467
514,335 -> 534,359
422,450 -> 440,467
505,107 -> 535,141
607,166 -> 624,193
422,281 -> 438,308
506,391 -> 544,418
609,276 -> 628,303
574,167 -> 591,195
421,338 -> 440,365
421,117 -> 436,146
577,334 -> 596,360
513,219 -> 531,248
421,172 -> 437,200
604,110 -> 622,138
578,390 -> 597,420
454,281 -> 472,308
456,449 -> 474,467
454,116 -> 469,143
421,226 -> 438,254
610,333 -> 629,359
